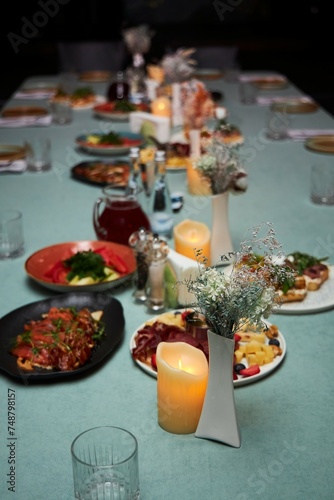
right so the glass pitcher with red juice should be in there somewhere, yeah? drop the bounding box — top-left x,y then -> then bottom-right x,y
93,187 -> 151,246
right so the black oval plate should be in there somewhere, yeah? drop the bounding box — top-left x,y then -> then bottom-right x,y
71,160 -> 130,187
0,292 -> 124,382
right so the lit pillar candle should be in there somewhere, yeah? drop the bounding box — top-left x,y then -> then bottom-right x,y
151,96 -> 171,117
156,342 -> 208,434
173,219 -> 211,265
186,158 -> 211,196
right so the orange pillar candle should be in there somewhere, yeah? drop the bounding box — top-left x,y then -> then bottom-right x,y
156,342 -> 208,434
151,96 -> 171,117
186,158 -> 211,196
173,219 -> 211,265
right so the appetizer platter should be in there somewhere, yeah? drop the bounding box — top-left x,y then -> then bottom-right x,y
93,100 -> 150,120
201,124 -> 244,147
75,131 -> 143,155
51,86 -> 105,109
0,292 -> 125,381
275,255 -> 334,314
25,241 -> 136,293
71,160 -> 130,187
232,251 -> 333,314
130,310 -> 286,387
166,142 -> 190,171
1,106 -> 49,118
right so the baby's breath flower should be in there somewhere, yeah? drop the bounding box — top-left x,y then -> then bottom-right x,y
181,224 -> 294,338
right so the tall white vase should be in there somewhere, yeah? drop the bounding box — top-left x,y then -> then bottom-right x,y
189,129 -> 201,159
171,83 -> 183,127
195,330 -> 241,448
210,191 -> 233,266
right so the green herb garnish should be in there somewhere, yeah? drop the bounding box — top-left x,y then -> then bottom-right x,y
114,100 -> 136,112
98,131 -> 123,145
72,87 -> 94,98
288,252 -> 328,275
63,250 -> 106,281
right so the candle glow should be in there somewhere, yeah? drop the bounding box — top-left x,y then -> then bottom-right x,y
156,342 -> 208,434
151,97 -> 171,117
173,219 -> 211,265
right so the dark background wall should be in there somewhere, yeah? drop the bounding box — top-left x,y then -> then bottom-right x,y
1,0 -> 333,114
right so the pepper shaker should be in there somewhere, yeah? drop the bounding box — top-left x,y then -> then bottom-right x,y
128,228 -> 153,302
146,235 -> 169,312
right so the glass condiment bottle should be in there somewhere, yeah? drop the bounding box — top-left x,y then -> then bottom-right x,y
146,235 -> 169,312
148,151 -> 174,238
126,147 -> 141,196
126,53 -> 146,104
107,71 -> 129,101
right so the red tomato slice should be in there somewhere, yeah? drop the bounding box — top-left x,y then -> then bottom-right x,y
239,365 -> 260,377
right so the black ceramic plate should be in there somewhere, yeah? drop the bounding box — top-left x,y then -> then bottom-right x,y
71,160 -> 130,187
0,292 -> 124,382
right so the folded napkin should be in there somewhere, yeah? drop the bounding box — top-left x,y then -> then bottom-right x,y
129,112 -> 170,143
287,129 -> 334,141
0,115 -> 52,128
0,160 -> 26,173
257,96 -> 313,105
14,90 -> 56,100
166,249 -> 204,307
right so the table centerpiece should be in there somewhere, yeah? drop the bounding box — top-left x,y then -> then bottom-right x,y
183,223 -> 294,447
195,138 -> 247,264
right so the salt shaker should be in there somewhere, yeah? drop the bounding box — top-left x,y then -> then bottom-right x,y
128,228 -> 153,302
146,235 -> 169,312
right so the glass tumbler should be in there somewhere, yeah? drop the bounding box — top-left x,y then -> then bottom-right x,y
71,426 -> 139,500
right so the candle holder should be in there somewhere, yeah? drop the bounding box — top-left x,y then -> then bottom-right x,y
146,235 -> 169,312
128,228 -> 153,303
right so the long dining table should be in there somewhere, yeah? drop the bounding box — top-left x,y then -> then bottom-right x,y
0,71 -> 334,500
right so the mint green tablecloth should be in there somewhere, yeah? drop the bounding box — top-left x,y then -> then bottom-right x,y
0,74 -> 334,500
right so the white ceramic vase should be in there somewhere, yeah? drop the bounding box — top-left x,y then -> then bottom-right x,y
171,82 -> 183,127
195,330 -> 241,448
210,191 -> 233,266
189,128 -> 201,159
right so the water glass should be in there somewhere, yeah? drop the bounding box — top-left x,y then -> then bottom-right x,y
0,210 -> 24,260
239,81 -> 257,104
25,137 -> 52,172
71,426 -> 140,500
266,104 -> 288,140
310,164 -> 334,205
50,99 -> 73,124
